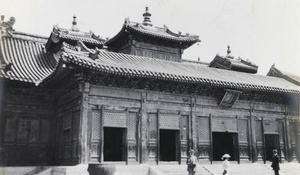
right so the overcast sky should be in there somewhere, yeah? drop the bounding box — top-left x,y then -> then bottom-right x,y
1,0 -> 299,75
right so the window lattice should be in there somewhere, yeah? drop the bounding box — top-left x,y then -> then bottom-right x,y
91,111 -> 101,139
41,119 -> 50,142
238,120 -> 248,142
72,111 -> 80,138
255,120 -> 262,141
17,119 -> 27,142
264,121 -> 278,133
103,111 -> 127,127
278,122 -> 284,143
198,117 -> 209,141
149,114 -> 157,140
159,114 -> 179,129
128,113 -> 136,139
212,118 -> 237,132
180,116 -> 188,140
29,119 -> 39,143
63,111 -> 72,129
4,118 -> 16,142
290,123 -> 296,144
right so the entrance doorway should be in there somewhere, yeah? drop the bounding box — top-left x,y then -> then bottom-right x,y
265,134 -> 279,161
104,127 -> 127,161
212,132 -> 238,161
159,129 -> 179,161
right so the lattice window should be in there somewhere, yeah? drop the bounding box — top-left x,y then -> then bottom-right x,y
4,117 -> 16,142
28,119 -> 39,143
238,119 -> 248,142
290,123 -> 296,144
198,117 -> 209,141
278,122 -> 284,143
91,110 -> 101,139
72,111 -> 80,138
64,129 -> 71,158
128,113 -> 136,140
255,120 -> 262,141
159,114 -> 179,129
63,110 -> 72,129
212,118 -> 237,132
103,111 -> 127,127
263,121 -> 278,133
41,119 -> 50,142
17,119 -> 27,142
180,116 -> 188,140
149,114 -> 157,140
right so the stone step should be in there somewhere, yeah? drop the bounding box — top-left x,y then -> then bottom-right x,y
1,163 -> 298,175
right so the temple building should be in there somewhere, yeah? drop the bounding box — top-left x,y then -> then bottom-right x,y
0,7 -> 299,167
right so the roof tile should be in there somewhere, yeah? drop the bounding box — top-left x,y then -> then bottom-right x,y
61,49 -> 299,94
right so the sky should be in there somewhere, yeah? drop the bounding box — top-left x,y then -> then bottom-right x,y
1,0 -> 299,76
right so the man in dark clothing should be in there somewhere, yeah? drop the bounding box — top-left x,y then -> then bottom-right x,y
271,149 -> 280,175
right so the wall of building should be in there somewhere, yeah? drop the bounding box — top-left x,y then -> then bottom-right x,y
83,84 -> 297,164
55,86 -> 82,165
0,85 -> 55,166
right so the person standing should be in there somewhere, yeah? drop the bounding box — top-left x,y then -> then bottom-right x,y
186,149 -> 197,175
271,149 -> 280,175
221,154 -> 231,175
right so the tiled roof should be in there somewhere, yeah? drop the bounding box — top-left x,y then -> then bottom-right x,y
105,20 -> 200,46
267,64 -> 300,86
51,26 -> 104,46
209,55 -> 258,74
0,31 -> 58,84
127,21 -> 200,42
60,48 -> 300,94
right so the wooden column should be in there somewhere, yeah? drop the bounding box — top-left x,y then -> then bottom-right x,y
190,97 -> 197,152
139,92 -> 148,163
249,104 -> 257,162
79,82 -> 90,164
209,114 -> 212,164
285,115 -> 291,161
262,118 -> 266,164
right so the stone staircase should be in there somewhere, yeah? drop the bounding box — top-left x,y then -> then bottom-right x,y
0,162 -> 299,175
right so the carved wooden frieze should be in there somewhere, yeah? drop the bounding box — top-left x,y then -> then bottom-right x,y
198,145 -> 210,159
211,118 -> 237,132
263,121 -> 278,134
159,114 -> 180,129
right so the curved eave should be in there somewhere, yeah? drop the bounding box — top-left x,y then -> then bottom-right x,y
104,26 -> 127,46
104,24 -> 200,48
62,52 -> 300,94
38,56 -> 71,87
0,35 -> 58,85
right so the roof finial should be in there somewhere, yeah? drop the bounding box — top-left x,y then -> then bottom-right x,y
142,6 -> 153,26
0,16 -> 16,33
71,16 -> 80,32
227,45 -> 231,55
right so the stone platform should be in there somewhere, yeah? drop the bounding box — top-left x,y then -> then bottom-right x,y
0,162 -> 299,175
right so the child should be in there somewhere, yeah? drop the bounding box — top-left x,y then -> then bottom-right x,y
221,154 -> 231,175
186,149 -> 197,175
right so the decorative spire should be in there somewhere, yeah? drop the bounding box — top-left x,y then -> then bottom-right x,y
71,16 -> 80,32
227,45 -> 233,58
142,6 -> 153,26
227,45 -> 231,55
